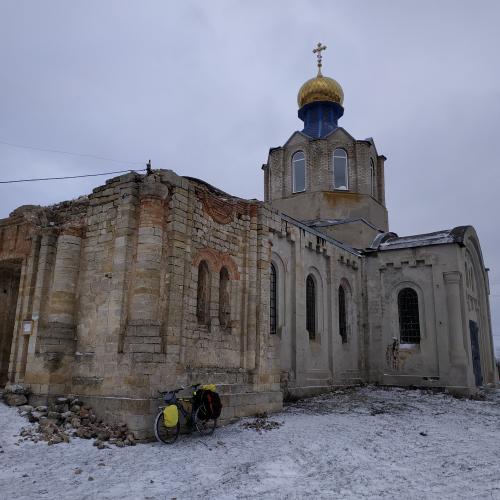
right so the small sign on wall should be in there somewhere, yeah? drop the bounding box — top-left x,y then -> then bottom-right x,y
22,320 -> 33,335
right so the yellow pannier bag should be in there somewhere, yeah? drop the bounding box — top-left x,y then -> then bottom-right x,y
201,384 -> 217,392
163,404 -> 178,427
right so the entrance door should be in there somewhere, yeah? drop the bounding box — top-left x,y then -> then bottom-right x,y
469,320 -> 483,387
0,266 -> 21,385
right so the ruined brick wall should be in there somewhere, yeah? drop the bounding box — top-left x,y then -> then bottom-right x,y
0,171 -> 284,437
31,171 -> 280,399
182,182 -> 257,369
0,214 -> 30,385
0,265 -> 21,384
0,199 -> 88,387
0,211 -> 34,261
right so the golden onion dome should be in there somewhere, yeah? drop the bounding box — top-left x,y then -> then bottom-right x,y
298,42 -> 344,108
297,74 -> 344,108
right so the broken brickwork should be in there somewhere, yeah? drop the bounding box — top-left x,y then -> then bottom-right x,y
0,170 -> 282,439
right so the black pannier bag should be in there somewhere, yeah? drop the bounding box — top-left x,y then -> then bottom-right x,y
195,389 -> 222,420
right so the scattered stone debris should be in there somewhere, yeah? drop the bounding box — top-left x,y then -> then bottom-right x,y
4,393 -> 136,448
370,405 -> 388,416
2,383 -> 30,407
241,413 -> 283,433
470,392 -> 486,401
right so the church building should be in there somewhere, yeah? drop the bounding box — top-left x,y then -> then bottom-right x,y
0,45 -> 496,439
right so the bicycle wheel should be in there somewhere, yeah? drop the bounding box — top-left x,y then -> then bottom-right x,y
194,406 -> 217,436
154,410 -> 180,444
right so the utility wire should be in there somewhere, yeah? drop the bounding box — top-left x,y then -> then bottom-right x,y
0,138 -> 144,166
0,168 -> 147,184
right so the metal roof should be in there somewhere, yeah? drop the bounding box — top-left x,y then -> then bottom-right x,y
368,226 -> 470,252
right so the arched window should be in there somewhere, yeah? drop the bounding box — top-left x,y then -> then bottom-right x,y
269,263 -> 277,335
292,151 -> 306,193
370,158 -> 375,197
338,285 -> 347,343
306,275 -> 316,339
196,261 -> 210,325
219,267 -> 230,328
398,288 -> 420,344
333,148 -> 348,190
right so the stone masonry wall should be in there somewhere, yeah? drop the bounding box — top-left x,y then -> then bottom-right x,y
0,167 -> 495,439
0,266 -> 21,384
264,128 -> 389,246
0,171 -> 283,438
266,128 -> 384,205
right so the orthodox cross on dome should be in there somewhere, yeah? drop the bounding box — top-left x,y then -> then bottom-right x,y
313,42 -> 327,75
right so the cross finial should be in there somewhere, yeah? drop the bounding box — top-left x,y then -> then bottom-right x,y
312,42 -> 327,75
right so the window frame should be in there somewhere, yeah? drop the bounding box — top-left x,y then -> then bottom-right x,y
338,285 -> 348,343
370,158 -> 375,197
196,260 -> 211,325
333,148 -> 349,191
306,274 -> 316,340
397,287 -> 421,344
269,263 -> 278,335
292,150 -> 306,194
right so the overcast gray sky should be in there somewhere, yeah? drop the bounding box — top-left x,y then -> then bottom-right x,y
1,1 -> 499,353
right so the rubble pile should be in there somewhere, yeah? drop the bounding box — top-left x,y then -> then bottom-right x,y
241,413 -> 283,433
2,383 -> 30,407
2,385 -> 135,448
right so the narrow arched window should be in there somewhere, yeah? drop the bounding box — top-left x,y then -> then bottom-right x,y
292,151 -> 306,193
398,288 -> 420,344
269,263 -> 277,335
196,261 -> 210,325
306,275 -> 316,339
370,158 -> 375,197
333,148 -> 348,190
339,285 -> 347,343
219,267 -> 230,328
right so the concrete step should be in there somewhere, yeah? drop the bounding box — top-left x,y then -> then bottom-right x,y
219,390 -> 283,422
186,369 -> 249,386
304,378 -> 331,387
343,369 -> 362,375
339,377 -> 363,385
215,383 -> 254,395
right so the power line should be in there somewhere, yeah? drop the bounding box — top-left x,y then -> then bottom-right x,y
0,138 -> 144,166
0,168 -> 147,184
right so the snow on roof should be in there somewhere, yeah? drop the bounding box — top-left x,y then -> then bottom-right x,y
304,217 -> 383,232
280,213 -> 362,257
370,226 -> 470,251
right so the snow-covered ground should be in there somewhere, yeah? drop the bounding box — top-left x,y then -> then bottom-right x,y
1,386 -> 499,500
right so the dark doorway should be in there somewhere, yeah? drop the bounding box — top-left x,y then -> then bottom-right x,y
0,264 -> 21,385
469,320 -> 483,387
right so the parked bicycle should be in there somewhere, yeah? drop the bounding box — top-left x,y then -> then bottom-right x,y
154,383 -> 218,444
